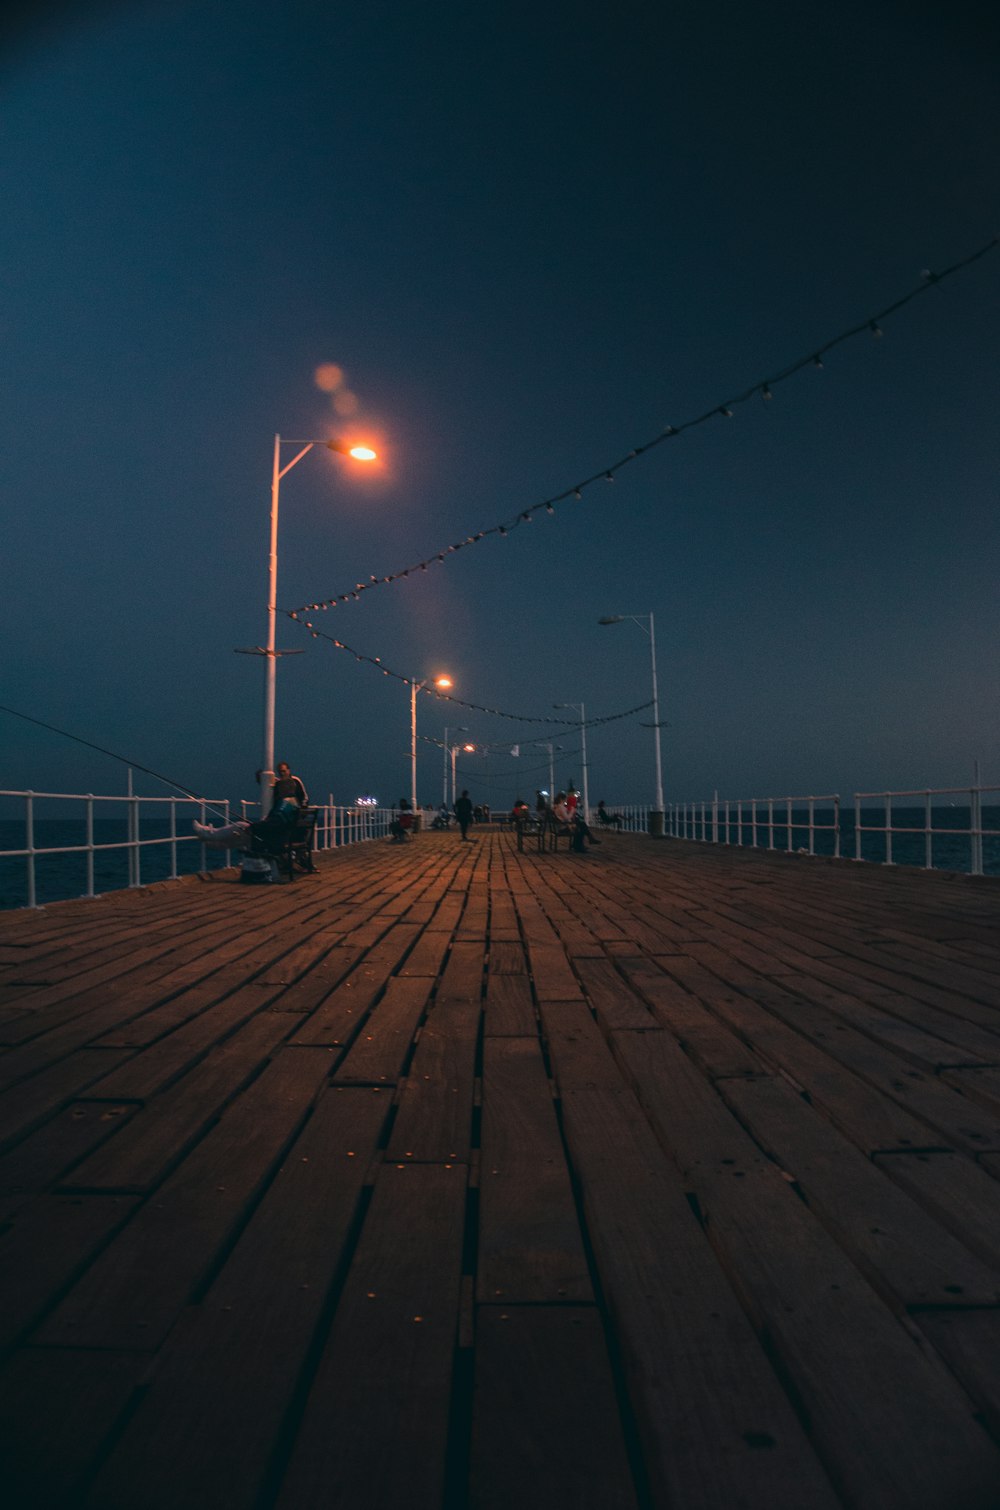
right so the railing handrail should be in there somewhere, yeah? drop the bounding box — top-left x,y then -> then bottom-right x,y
0,786 -> 398,909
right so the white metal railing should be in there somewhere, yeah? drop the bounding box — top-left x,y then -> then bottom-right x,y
851,785 -> 1000,874
239,799 -> 395,848
0,783 -> 398,910
669,794 -> 840,856
0,786 -> 233,910
668,784 -> 1000,877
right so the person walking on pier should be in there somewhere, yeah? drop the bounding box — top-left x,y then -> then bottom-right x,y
454,789 -> 474,841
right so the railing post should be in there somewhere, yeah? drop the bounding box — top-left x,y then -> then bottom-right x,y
767,798 -> 775,850
833,796 -> 841,858
222,800 -> 232,870
971,784 -> 983,876
884,793 -> 893,866
126,769 -> 139,888
26,792 -> 37,910
924,791 -> 933,871
169,800 -> 178,880
808,797 -> 815,856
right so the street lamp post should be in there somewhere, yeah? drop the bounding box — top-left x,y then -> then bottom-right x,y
237,433 -> 376,816
598,612 -> 665,834
554,702 -> 588,823
411,675 -> 452,822
451,741 -> 475,806
531,740 -> 560,803
443,726 -> 468,807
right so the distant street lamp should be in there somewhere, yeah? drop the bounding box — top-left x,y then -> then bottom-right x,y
531,739 -> 561,802
443,726 -> 468,807
411,675 -> 452,818
598,612 -> 664,834
451,741 -> 475,805
553,702 -> 589,823
236,433 -> 377,815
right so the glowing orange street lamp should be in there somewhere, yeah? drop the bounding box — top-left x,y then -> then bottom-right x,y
451,741 -> 475,806
411,674 -> 452,819
241,433 -> 377,815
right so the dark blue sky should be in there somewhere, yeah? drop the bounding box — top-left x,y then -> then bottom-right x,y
3,0 -> 999,813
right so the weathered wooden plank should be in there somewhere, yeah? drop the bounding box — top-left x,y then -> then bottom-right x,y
574,956 -> 662,1031
397,929 -> 452,977
0,1048 -> 131,1151
484,975 -> 537,1037
616,958 -> 765,1077
487,940 -> 527,975
942,1065 -> 1000,1118
540,1002 -> 841,1510
85,1089 -> 389,1510
0,1099 -> 136,1208
333,976 -> 432,1084
274,1162 -> 467,1510
0,1192 -> 139,1347
660,953 -> 941,1153
528,942 -> 584,1002
437,939 -> 485,999
290,924 -> 422,1044
610,1026 -> 1000,1510
477,1037 -> 591,1303
774,970 -> 1000,1070
719,1072 -> 1000,1307
387,999 -> 479,1162
470,1306 -> 637,1509
82,981 -> 283,1101
35,1047 -> 334,1349
872,1150 -> 1000,1270
68,1008 -> 300,1190
738,976 -> 1000,1154
915,1309 -> 1000,1440
0,1348 -> 148,1510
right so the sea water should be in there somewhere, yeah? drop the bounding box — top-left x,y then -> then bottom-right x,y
0,818 -> 232,912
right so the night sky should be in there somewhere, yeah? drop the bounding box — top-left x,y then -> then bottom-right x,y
3,0 -> 999,815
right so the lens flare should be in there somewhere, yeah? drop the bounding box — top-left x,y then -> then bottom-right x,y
314,363 -> 344,392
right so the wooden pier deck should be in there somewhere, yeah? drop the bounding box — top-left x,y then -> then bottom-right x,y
2,831 -> 1000,1510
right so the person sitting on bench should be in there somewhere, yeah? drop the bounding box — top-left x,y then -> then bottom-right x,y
552,792 -> 600,852
389,798 -> 414,842
194,761 -> 307,850
596,800 -> 624,829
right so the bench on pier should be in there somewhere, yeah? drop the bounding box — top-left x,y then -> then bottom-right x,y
514,813 -> 574,852
251,807 -> 319,878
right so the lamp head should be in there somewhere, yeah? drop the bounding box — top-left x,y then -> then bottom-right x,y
598,615 -> 624,625
434,675 -> 453,690
326,440 -> 377,461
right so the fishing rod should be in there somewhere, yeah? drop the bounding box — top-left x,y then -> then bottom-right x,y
0,703 -> 233,823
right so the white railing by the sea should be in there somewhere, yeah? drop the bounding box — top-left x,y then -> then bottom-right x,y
667,783 -> 1000,877
0,783 -> 397,909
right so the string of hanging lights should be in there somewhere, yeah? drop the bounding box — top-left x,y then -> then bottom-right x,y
290,617 -> 654,726
286,237 -> 998,617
